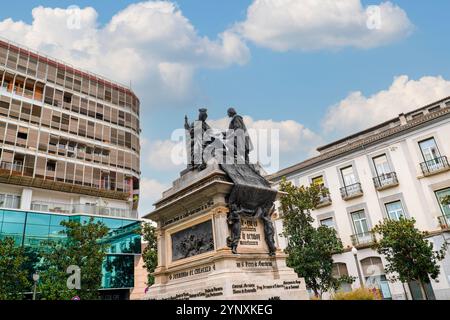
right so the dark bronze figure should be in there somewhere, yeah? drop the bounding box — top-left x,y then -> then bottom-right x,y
226,107 -> 253,164
184,108 -> 212,171
183,107 -> 278,256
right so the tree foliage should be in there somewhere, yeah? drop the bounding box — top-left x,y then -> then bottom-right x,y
0,237 -> 31,300
141,222 -> 158,287
373,217 -> 447,299
38,218 -> 109,300
279,178 -> 352,297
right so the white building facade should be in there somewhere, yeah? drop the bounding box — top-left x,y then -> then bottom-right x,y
268,97 -> 450,300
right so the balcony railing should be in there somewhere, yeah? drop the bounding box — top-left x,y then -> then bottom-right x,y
420,156 -> 450,176
0,161 -> 23,173
0,161 -> 131,194
30,201 -> 137,219
373,172 -> 399,190
351,231 -> 376,247
0,161 -> 34,177
340,183 -> 363,200
438,215 -> 450,230
317,194 -> 332,208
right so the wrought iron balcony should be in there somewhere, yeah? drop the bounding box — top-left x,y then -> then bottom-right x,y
351,231 -> 376,247
438,215 -> 450,230
340,183 -> 363,200
373,172 -> 399,190
420,156 -> 450,176
317,194 -> 332,208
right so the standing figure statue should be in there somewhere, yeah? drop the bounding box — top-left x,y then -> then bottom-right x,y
184,108 -> 212,171
226,108 -> 253,164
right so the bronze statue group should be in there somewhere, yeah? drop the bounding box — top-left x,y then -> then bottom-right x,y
184,108 -> 277,256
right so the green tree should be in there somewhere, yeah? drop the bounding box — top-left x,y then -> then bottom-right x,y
38,218 -> 109,300
141,222 -> 158,287
373,217 -> 447,300
279,178 -> 352,298
0,237 -> 31,300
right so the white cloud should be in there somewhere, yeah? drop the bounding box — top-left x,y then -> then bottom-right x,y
138,178 -> 168,217
145,138 -> 187,171
234,0 -> 413,51
0,2 -> 250,104
322,75 -> 450,136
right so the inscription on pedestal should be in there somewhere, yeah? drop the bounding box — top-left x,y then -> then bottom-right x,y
168,264 -> 216,281
238,218 -> 268,252
236,260 -> 273,269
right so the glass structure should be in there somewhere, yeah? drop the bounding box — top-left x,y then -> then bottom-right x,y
0,208 -> 141,290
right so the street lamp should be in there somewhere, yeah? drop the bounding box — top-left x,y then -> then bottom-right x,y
32,273 -> 39,301
352,247 -> 364,288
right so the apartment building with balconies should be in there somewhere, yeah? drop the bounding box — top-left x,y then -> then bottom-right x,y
268,96 -> 450,300
0,38 -> 142,300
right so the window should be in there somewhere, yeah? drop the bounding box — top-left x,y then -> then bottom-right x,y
311,175 -> 324,187
0,194 -> 21,209
320,217 -> 334,229
435,188 -> 450,220
46,160 -> 56,172
332,263 -> 352,292
63,92 -> 72,103
419,138 -> 441,162
385,201 -> 405,221
341,166 -> 357,186
351,210 -> 369,235
17,131 -> 27,140
373,154 -> 391,176
360,257 -> 392,299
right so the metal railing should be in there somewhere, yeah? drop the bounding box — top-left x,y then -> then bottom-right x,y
30,201 -> 136,219
351,231 -> 376,246
0,161 -> 34,176
373,172 -> 399,190
420,156 -> 450,176
0,161 -> 131,193
0,161 -> 23,172
317,194 -> 332,207
340,183 -> 363,199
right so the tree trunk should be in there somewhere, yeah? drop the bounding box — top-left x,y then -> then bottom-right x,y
418,279 -> 428,300
313,288 -> 320,299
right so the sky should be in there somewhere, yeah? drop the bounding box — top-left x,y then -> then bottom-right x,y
1,0 -> 450,216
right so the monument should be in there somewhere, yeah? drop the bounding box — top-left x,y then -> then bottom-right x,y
143,108 -> 308,300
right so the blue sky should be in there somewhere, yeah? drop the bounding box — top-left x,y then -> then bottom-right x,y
1,1 -> 450,215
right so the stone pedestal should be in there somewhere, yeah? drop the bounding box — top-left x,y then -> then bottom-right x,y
143,163 -> 308,300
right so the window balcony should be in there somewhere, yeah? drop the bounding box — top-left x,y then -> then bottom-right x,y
30,201 -> 137,219
316,194 -> 332,208
351,231 -> 376,247
373,172 -> 399,191
438,215 -> 450,231
340,183 -> 363,200
0,161 -> 26,175
420,156 -> 450,176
